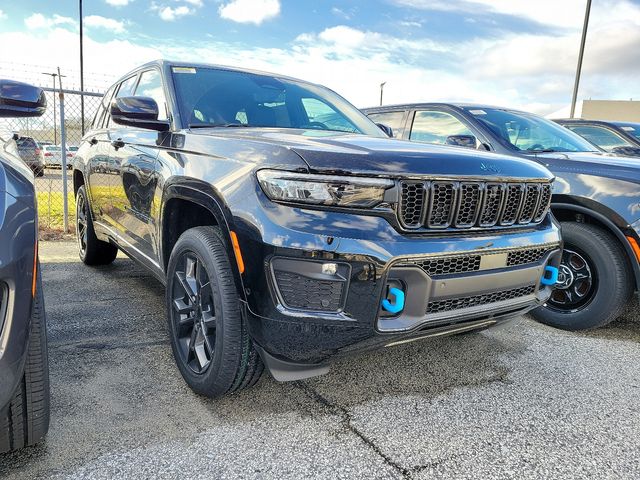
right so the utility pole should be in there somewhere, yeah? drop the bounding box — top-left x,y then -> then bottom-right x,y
570,0 -> 592,118
380,82 -> 386,106
79,0 -> 86,134
41,72 -> 60,144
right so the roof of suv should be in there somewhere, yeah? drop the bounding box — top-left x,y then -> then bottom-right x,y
362,103 -> 525,113
114,59 -> 323,90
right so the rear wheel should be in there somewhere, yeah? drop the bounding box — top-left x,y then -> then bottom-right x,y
166,226 -> 263,398
532,222 -> 633,330
0,269 -> 50,453
76,185 -> 118,265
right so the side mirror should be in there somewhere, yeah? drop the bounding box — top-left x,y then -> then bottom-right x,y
611,146 -> 640,157
110,96 -> 170,132
376,123 -> 394,138
0,80 -> 47,118
446,135 -> 477,148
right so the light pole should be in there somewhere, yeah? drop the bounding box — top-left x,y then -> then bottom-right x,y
570,0 -> 592,118
380,82 -> 386,106
41,72 -> 59,144
79,0 -> 86,134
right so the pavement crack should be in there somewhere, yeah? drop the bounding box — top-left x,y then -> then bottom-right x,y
295,381 -> 412,479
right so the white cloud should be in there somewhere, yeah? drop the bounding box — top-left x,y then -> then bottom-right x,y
219,0 -> 280,25
84,15 -> 126,33
182,0 -> 204,6
0,10 -> 7,20
158,5 -> 193,21
105,0 -> 132,6
391,0 -> 588,28
5,0 -> 640,117
24,13 -> 76,30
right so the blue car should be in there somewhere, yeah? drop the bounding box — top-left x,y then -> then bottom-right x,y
0,80 -> 50,453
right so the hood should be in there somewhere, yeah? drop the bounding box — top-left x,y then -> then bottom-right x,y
195,128 -> 553,180
526,151 -> 640,183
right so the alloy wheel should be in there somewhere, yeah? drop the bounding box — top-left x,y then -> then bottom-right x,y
171,252 -> 217,374
547,248 -> 596,313
76,193 -> 88,256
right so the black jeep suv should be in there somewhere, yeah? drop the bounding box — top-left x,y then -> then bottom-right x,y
0,80 -> 50,452
74,61 -> 561,397
364,103 -> 640,331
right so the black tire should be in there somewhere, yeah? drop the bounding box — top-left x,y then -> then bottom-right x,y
0,268 -> 50,453
166,226 -> 263,398
76,185 -> 118,265
532,222 -> 633,330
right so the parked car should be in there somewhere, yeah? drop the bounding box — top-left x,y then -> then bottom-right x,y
42,145 -> 64,168
74,61 -> 561,398
554,119 -> 640,157
0,80 -> 50,453
364,103 -> 640,331
16,136 -> 44,177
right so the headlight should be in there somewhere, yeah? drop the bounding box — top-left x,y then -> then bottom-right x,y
257,170 -> 393,208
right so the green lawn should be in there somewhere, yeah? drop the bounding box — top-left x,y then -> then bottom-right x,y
37,191 -> 76,231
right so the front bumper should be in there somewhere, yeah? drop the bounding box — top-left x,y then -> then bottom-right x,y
234,200 -> 562,370
0,191 -> 36,409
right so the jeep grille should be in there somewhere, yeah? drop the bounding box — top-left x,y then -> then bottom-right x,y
398,181 -> 552,230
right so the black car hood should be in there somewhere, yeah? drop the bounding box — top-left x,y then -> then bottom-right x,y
527,151 -> 640,183
200,128 -> 553,180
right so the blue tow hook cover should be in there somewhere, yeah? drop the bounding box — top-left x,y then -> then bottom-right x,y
381,287 -> 405,314
541,265 -> 559,286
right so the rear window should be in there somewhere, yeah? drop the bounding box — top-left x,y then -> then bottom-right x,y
46,146 -> 61,152
17,137 -> 37,148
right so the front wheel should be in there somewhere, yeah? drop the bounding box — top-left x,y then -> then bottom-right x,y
0,268 -> 50,453
531,222 -> 633,330
166,226 -> 263,398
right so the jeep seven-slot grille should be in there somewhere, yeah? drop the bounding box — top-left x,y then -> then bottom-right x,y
427,285 -> 536,314
398,181 -> 552,230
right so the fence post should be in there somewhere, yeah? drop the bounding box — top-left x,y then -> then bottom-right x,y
58,88 -> 69,232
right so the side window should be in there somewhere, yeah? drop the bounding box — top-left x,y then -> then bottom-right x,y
107,75 -> 139,127
116,75 -> 139,99
135,69 -> 168,121
367,111 -> 406,138
567,125 -> 632,151
300,97 -> 357,133
96,84 -> 116,129
410,110 -> 473,144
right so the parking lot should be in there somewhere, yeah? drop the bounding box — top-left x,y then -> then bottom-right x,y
1,240 -> 639,479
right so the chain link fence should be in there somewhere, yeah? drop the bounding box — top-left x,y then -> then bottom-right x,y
0,88 -> 103,233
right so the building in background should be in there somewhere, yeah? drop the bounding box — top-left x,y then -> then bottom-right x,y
548,100 -> 640,121
581,100 -> 640,122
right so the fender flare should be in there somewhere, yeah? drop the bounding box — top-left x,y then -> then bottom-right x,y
552,201 -> 640,291
159,179 -> 247,300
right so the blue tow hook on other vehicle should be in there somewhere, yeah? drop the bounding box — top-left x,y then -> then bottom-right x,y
381,287 -> 405,314
540,265 -> 559,286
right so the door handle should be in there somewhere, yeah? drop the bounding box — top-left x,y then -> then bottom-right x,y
89,137 -> 98,146
111,139 -> 125,150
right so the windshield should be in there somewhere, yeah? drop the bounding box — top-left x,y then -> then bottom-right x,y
613,122 -> 640,141
465,107 -> 598,153
171,66 -> 385,136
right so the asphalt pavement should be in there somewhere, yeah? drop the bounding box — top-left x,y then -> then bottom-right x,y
1,241 -> 639,479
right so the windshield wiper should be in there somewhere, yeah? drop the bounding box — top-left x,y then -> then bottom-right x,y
188,123 -> 254,129
526,148 -> 559,153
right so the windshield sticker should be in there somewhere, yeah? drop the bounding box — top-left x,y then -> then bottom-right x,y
621,126 -> 635,131
172,67 -> 196,74
468,109 -> 486,115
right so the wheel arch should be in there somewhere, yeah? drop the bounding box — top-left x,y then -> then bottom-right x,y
160,180 -> 246,300
551,201 -> 640,292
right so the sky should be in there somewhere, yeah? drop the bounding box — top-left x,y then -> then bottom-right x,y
0,0 -> 638,115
